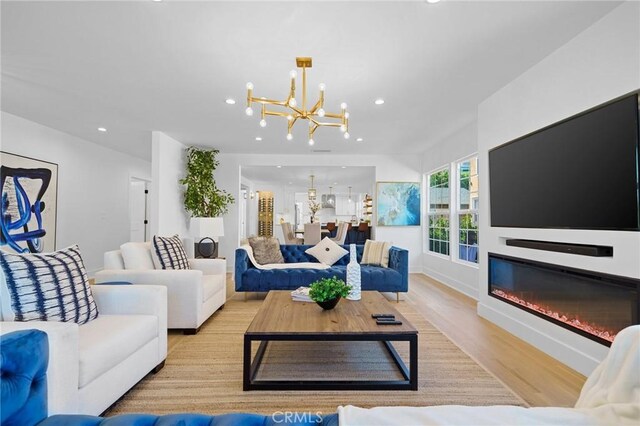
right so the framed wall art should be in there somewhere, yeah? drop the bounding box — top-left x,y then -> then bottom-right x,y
376,181 -> 420,226
1,152 -> 58,253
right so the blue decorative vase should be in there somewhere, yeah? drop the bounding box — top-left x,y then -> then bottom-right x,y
346,244 -> 361,300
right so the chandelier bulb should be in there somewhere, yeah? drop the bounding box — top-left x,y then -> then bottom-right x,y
340,102 -> 347,110
286,133 -> 293,141
287,114 -> 293,121
259,119 -> 267,128
345,112 -> 350,119
246,82 -> 254,90
289,98 -> 297,107
318,108 -> 325,117
340,124 -> 347,132
344,132 -> 350,140
245,107 -> 254,116
319,83 -> 326,91
308,138 -> 315,146
290,70 -> 297,79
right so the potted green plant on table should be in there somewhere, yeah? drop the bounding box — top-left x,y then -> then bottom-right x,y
179,147 -> 234,257
309,277 -> 352,310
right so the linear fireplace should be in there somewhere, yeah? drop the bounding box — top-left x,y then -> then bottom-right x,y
488,253 -> 640,346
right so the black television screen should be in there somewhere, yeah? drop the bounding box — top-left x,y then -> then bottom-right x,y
489,94 -> 640,231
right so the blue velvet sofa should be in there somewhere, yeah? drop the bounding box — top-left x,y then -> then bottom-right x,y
1,329 -> 338,426
235,244 -> 408,295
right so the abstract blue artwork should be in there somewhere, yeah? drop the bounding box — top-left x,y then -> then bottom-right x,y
376,182 -> 421,226
1,152 -> 58,253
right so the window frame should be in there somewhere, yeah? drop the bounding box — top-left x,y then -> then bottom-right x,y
453,154 -> 479,268
426,165 -> 451,259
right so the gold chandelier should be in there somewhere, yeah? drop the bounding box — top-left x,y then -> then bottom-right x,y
245,57 -> 349,145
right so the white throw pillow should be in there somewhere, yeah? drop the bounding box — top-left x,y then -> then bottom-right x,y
362,240 -> 392,267
120,242 -> 155,270
305,237 -> 348,266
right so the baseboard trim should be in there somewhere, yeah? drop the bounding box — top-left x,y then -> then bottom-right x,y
477,302 -> 602,376
421,267 -> 478,300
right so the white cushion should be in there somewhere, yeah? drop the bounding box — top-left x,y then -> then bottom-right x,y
362,240 -> 392,267
78,314 -> 158,388
104,250 -> 125,270
305,237 -> 348,266
120,242 -> 155,270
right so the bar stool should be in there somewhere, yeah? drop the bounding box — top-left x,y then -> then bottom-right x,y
326,222 -> 336,238
356,222 -> 368,244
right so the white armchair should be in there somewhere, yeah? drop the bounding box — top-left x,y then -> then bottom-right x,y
0,284 -> 167,416
94,241 -> 226,334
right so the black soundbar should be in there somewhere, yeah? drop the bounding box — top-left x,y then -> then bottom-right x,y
505,239 -> 613,257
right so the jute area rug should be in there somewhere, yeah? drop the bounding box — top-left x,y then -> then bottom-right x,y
105,296 -> 526,416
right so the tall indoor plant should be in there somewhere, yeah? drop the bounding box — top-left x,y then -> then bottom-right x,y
180,147 -> 234,257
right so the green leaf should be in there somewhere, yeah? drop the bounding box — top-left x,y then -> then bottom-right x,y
308,277 -> 352,302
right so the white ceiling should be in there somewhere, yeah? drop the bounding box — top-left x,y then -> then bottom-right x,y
241,165 -> 375,194
1,1 -> 621,160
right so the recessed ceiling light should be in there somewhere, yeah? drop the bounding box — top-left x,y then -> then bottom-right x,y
97,127 -> 107,132
333,182 -> 338,185
152,0 -> 163,2
356,138 -> 364,142
341,166 -> 347,169
276,165 -> 282,168
225,98 -> 236,105
374,99 -> 385,105
426,0 -> 441,3
288,182 -> 293,185
255,137 -> 262,141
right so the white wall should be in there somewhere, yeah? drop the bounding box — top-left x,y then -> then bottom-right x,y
1,112 -> 151,273
477,2 -> 640,375
150,131 -> 189,237
215,153 -> 423,272
422,121 -> 480,299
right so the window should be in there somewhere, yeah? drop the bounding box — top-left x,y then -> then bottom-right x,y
457,157 -> 478,264
428,168 -> 450,256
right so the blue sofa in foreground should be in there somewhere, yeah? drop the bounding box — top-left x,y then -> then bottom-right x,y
235,244 -> 409,299
1,329 -> 338,426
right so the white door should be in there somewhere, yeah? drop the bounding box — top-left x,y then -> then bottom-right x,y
129,179 -> 149,242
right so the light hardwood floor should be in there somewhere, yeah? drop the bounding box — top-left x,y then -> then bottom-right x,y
229,272 -> 586,408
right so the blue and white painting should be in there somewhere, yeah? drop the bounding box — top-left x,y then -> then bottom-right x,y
376,182 -> 421,226
1,152 -> 58,253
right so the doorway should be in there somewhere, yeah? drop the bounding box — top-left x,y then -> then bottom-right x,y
129,177 -> 150,242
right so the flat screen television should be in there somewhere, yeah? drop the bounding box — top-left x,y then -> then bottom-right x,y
489,93 -> 640,231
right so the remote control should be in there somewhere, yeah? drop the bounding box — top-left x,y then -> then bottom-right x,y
376,319 -> 402,325
372,314 -> 395,319
376,317 -> 397,321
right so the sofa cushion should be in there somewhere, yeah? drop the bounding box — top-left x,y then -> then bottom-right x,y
305,238 -> 348,266
78,315 -> 158,388
120,242 -> 155,270
362,240 -> 391,267
0,245 -> 99,325
151,235 -> 191,270
248,237 -> 284,265
280,244 -> 364,266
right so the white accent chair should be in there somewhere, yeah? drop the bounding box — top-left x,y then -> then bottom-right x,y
94,239 -> 226,334
330,222 -> 349,244
0,282 -> 168,416
281,222 -> 303,245
304,223 -> 322,245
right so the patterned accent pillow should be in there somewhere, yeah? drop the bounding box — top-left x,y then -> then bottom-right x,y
152,235 -> 191,270
361,240 -> 391,267
248,236 -> 284,265
305,237 -> 348,266
0,245 -> 99,324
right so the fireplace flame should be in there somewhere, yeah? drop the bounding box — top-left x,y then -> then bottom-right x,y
491,289 -> 616,342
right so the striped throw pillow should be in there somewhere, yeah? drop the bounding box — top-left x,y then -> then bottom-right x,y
0,245 -> 99,324
152,235 -> 191,270
361,240 -> 391,268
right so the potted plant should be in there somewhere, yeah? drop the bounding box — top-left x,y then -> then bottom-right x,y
179,147 -> 234,257
309,277 -> 352,310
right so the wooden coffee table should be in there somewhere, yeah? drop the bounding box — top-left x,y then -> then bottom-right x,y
243,291 -> 418,391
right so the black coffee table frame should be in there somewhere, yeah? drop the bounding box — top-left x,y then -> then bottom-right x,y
243,333 -> 418,391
